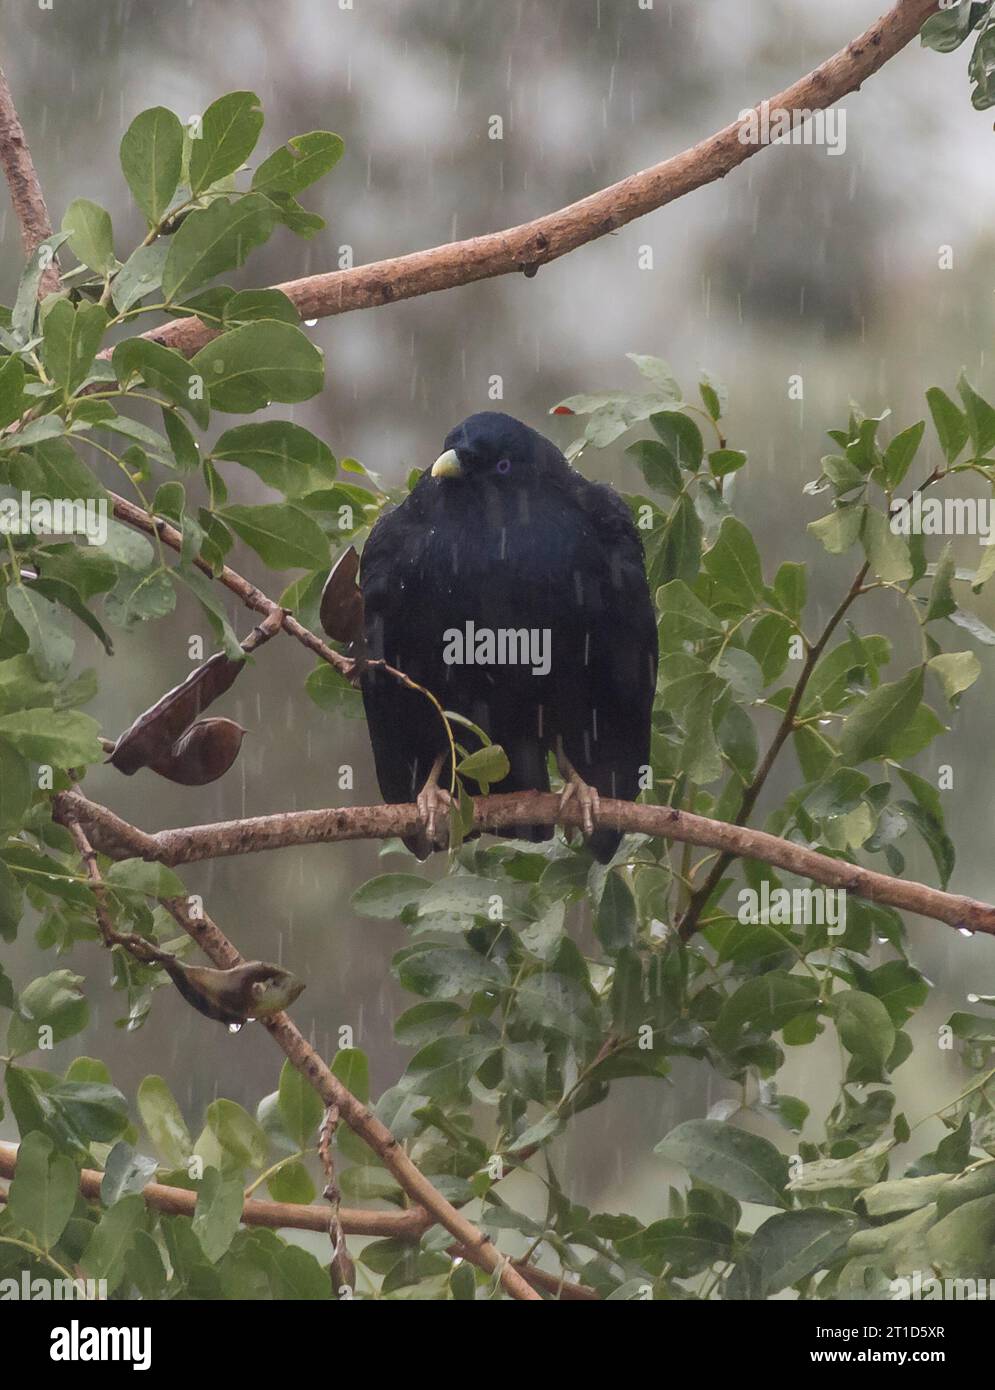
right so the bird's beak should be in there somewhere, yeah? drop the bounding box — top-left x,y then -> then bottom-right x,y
431,448 -> 463,479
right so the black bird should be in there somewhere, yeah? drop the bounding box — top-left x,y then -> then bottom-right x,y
359,411 -> 658,862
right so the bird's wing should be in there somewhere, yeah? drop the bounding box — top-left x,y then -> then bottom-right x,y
359,507 -> 451,805
558,475 -> 659,811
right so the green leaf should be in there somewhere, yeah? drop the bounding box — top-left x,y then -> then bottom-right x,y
713,974 -> 820,1052
928,650 -> 981,702
192,1168 -> 244,1261
7,969 -> 88,1055
100,1141 -> 159,1206
831,990 -> 895,1076
808,505 -> 864,556
7,1131 -> 78,1250
921,5 -> 979,54
251,130 -> 344,195
626,354 -> 682,400
188,91 -> 264,193
222,502 -> 328,569
211,421 -> 336,497
111,241 -> 170,314
10,231 -> 71,343
267,1161 -> 316,1205
402,1035 -> 499,1102
926,385 -> 969,463
137,1075 -> 192,1167
120,105 -> 184,225
332,1047 -> 370,1103
112,338 -> 210,428
0,354 -> 26,430
0,742 -> 31,830
222,288 -> 300,326
657,494 -> 702,585
651,409 -> 703,470
6,585 -> 74,680
190,321 -> 324,412
958,372 -> 995,456
0,856 -> 24,943
709,448 -> 747,479
456,743 -> 510,788
926,1196 -> 995,1277
626,440 -> 682,497
42,299 -> 108,397
162,194 -> 275,304
703,516 -> 765,607
304,664 -> 365,718
881,420 -> 925,489
862,507 -> 912,582
104,858 -> 187,899
655,1119 -> 789,1208
82,1193 -> 145,1287
594,872 -> 636,952
748,1209 -> 858,1295
206,1098 -> 269,1169
838,668 -> 924,765
0,706 -> 103,765
926,543 -> 957,622
61,198 -> 115,275
278,1058 -> 323,1148
351,874 -> 430,920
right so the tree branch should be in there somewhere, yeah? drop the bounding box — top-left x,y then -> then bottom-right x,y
0,63 -> 60,295
53,788 -> 995,939
0,1140 -> 593,1299
134,0 -> 938,357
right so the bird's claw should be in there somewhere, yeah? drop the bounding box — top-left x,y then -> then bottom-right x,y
559,773 -> 600,838
417,781 -> 453,847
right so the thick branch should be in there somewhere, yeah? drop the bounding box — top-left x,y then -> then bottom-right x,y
54,788 -> 995,939
137,0 -> 938,356
0,64 -> 60,294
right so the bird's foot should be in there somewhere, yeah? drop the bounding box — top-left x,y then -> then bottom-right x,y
417,778 -> 453,848
556,743 -> 600,837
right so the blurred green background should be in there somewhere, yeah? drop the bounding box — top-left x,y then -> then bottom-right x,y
2,0 -> 994,1222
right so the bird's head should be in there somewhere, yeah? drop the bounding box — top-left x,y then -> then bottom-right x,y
430,412 -> 562,485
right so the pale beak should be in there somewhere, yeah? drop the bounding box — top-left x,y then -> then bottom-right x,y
431,448 -> 463,479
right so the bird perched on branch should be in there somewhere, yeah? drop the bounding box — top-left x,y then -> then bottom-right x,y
358,411 -> 658,862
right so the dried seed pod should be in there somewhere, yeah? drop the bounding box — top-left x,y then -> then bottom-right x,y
148,717 -> 248,786
109,653 -> 245,775
159,957 -> 305,1025
320,545 -> 365,643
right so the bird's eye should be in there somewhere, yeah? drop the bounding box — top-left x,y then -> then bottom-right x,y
495,458 -> 512,475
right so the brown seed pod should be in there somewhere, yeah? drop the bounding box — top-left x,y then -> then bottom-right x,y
148,717 -> 248,786
109,652 -> 246,775
159,957 -> 305,1026
319,545 -> 365,644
